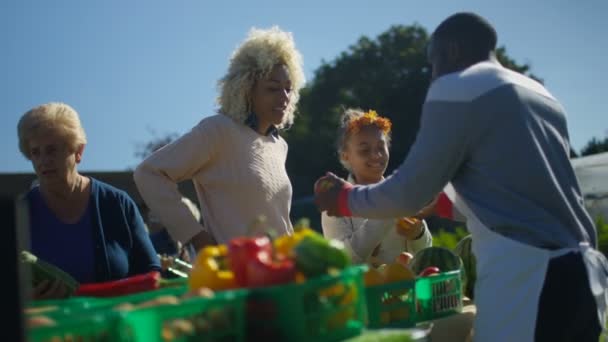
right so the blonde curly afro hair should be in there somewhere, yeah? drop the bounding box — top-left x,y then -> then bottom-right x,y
217,26 -> 305,129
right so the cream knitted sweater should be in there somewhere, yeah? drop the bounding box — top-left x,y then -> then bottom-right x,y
134,114 -> 293,244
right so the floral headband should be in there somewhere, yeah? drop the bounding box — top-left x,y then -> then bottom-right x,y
346,110 -> 392,135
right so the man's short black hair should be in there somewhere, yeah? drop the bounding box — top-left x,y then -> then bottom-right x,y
432,12 -> 497,60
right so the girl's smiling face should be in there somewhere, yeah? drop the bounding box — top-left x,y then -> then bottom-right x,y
341,125 -> 389,185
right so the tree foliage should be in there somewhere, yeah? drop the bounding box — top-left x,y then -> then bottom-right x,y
581,136 -> 608,157
285,24 -> 539,198
135,130 -> 178,160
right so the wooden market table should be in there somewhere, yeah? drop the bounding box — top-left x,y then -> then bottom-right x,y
427,303 -> 476,342
350,303 -> 476,341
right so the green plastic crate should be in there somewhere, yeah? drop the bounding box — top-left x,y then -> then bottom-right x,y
365,270 -> 462,329
26,296 -> 111,321
28,312 -> 121,342
27,288 -> 243,342
26,285 -> 189,321
116,289 -> 247,342
98,285 -> 189,308
246,265 -> 367,342
27,286 -> 193,341
415,270 -> 462,321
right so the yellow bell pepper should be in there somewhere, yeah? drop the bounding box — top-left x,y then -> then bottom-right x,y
364,267 -> 385,287
383,263 -> 416,283
382,263 -> 415,325
188,245 -> 236,291
295,272 -> 307,284
325,283 -> 358,330
273,227 -> 318,257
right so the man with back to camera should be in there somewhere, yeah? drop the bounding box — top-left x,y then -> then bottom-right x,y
314,12 -> 607,341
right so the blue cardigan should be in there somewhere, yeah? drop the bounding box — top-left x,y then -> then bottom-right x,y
26,178 -> 160,282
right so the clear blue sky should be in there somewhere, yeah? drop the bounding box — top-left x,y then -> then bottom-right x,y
2,0 -> 606,173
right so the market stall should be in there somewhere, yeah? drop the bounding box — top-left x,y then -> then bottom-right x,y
24,227 -> 472,341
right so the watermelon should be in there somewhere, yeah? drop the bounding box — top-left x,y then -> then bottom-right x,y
409,247 -> 463,275
454,235 -> 476,300
410,247 -> 468,307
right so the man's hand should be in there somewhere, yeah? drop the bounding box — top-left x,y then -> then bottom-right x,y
313,172 -> 352,216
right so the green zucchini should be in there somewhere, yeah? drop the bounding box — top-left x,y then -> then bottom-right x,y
20,251 -> 79,295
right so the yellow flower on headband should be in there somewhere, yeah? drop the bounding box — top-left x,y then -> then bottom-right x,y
347,110 -> 392,135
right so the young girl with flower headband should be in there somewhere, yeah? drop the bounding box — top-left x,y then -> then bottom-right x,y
321,108 -> 432,265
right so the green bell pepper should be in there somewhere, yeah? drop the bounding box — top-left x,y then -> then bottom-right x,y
294,235 -> 350,278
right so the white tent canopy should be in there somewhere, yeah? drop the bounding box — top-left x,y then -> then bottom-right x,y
571,152 -> 608,221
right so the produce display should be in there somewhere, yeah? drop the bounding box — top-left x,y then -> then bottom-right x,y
117,288 -> 243,342
408,247 -> 464,276
364,247 -> 464,328
185,226 -> 365,341
24,223 -> 464,341
187,227 -> 351,292
28,287 -> 242,342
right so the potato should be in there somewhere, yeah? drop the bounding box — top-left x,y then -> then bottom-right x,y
25,305 -> 59,315
136,295 -> 180,309
27,315 -> 56,328
114,302 -> 136,311
181,287 -> 214,300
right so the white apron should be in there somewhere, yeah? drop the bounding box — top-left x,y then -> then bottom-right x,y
444,184 -> 608,342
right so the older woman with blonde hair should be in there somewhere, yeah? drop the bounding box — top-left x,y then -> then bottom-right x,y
134,26 -> 305,252
17,102 -> 160,300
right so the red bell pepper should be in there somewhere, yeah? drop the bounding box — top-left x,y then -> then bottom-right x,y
74,271 -> 160,297
246,251 -> 296,288
419,266 -> 441,277
228,236 -> 272,287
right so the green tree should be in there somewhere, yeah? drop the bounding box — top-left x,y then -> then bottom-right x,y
135,130 -> 178,160
285,24 -> 540,198
432,226 -> 468,250
597,217 -> 608,258
580,136 -> 608,156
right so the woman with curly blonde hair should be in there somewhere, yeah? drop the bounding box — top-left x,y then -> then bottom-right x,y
135,26 -> 305,252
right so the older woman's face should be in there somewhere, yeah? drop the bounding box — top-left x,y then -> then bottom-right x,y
251,64 -> 292,130
28,131 -> 82,184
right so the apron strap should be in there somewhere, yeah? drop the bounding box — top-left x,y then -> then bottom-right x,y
444,183 -> 608,338
579,244 -> 608,333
